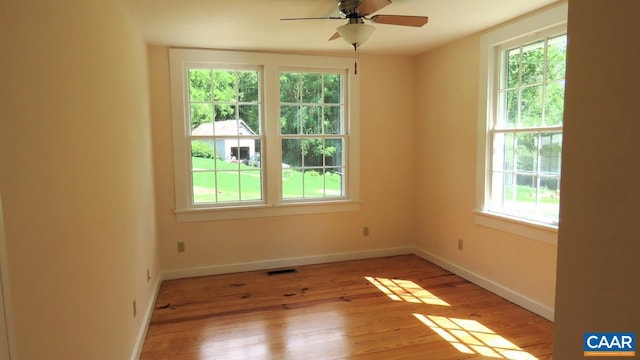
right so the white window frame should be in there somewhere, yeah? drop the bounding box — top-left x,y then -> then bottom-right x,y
475,3 -> 567,244
169,49 -> 360,222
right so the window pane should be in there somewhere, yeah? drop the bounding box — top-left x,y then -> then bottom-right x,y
302,73 -> 322,103
280,105 -> 300,134
324,74 -> 341,103
497,90 -> 517,128
213,70 -> 237,101
324,106 -> 342,134
192,171 -> 215,204
544,81 -> 565,126
540,195 -> 560,219
191,140 -> 217,168
189,69 -> 212,102
500,172 -> 515,205
302,106 -> 322,134
521,41 -> 544,85
190,103 -> 213,132
303,138 -> 323,167
227,138 -> 254,163
515,132 -> 537,172
540,177 -> 560,220
282,165 -> 302,198
238,71 -> 259,102
540,132 -> 562,175
216,171 -> 240,202
505,48 -> 520,89
326,171 -> 344,196
280,72 -> 300,103
248,139 -> 262,168
325,139 -> 344,197
520,85 -> 543,127
540,176 -> 560,194
546,35 -> 567,81
212,119 -> 242,137
282,139 -> 302,167
493,133 -> 514,172
239,104 -> 260,134
240,169 -> 261,201
325,138 -> 343,167
512,174 -> 537,213
214,104 -> 236,121
303,170 -> 325,198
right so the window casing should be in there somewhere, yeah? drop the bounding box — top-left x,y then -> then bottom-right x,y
476,2 -> 567,242
169,49 -> 360,222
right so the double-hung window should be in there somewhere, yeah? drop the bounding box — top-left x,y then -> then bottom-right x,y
187,67 -> 263,205
477,4 -> 567,238
169,49 -> 360,221
280,71 -> 346,199
490,29 -> 567,224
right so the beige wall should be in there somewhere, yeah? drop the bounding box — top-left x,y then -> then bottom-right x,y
0,1 -> 158,359
148,47 -> 419,272
554,0 -> 640,356
414,13 -> 559,314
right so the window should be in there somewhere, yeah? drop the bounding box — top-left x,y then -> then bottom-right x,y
280,71 -> 345,199
169,49 -> 360,221
489,29 -> 567,225
188,68 -> 262,205
476,3 -> 567,240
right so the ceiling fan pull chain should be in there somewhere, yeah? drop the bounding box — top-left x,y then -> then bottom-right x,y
354,45 -> 359,75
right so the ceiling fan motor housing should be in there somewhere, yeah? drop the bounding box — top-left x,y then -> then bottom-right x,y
339,0 -> 366,17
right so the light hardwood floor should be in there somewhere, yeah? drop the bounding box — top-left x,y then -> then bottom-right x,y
140,255 -> 553,359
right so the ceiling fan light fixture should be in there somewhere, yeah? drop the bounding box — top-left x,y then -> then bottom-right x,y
337,23 -> 375,48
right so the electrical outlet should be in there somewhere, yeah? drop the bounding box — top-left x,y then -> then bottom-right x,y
363,227 -> 370,236
177,241 -> 186,253
133,299 -> 137,318
458,239 -> 464,251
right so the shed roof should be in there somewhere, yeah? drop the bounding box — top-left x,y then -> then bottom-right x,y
192,120 -> 256,136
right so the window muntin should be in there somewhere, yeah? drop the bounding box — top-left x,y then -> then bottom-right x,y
279,71 -> 346,200
488,32 -> 566,224
187,67 -> 263,205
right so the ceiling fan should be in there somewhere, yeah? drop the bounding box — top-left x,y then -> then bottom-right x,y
281,0 -> 429,50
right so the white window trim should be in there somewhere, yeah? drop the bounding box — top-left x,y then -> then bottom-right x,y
475,2 -> 567,243
169,49 -> 361,222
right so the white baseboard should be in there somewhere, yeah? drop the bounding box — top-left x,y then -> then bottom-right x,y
161,247 -> 414,281
130,276 -> 162,360
412,247 -> 554,321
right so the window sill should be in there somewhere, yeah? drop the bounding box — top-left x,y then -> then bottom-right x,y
473,209 -> 557,245
175,200 -> 361,222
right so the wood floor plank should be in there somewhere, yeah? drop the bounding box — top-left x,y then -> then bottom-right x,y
140,255 -> 553,359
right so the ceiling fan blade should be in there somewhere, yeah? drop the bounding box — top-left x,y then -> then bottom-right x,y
329,32 -> 342,41
370,15 -> 429,27
356,0 -> 392,16
280,16 -> 344,21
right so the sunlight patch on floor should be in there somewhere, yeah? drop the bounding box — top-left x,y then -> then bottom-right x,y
365,277 -> 450,306
414,314 -> 538,360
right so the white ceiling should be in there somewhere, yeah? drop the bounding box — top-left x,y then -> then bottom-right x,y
124,0 -> 559,55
